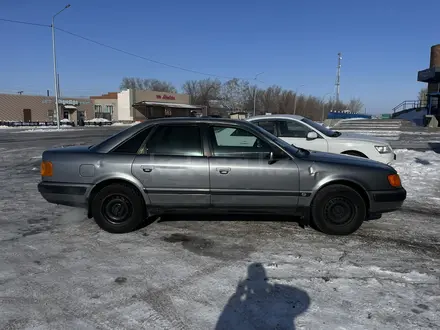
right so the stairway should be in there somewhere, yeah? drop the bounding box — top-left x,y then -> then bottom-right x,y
332,119 -> 415,130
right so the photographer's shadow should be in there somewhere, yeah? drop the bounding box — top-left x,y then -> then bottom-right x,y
215,263 -> 310,330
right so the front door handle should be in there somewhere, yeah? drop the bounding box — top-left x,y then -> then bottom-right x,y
217,167 -> 231,175
141,166 -> 153,173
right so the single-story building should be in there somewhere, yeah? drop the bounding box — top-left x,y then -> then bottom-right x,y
0,93 -> 92,123
0,89 -> 207,123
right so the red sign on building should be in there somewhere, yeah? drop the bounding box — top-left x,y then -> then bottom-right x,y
156,94 -> 176,100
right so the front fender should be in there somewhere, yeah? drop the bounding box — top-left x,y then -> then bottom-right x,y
298,168 -> 371,209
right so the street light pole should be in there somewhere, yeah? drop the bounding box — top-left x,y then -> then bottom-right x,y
52,4 -> 70,130
293,84 -> 304,115
252,72 -> 264,117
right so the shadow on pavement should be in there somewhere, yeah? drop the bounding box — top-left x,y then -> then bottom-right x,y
215,262 -> 310,330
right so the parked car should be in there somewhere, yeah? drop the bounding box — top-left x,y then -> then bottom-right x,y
38,117 -> 406,235
247,115 -> 396,164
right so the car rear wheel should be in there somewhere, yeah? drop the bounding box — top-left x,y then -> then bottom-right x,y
311,184 -> 366,235
91,183 -> 146,233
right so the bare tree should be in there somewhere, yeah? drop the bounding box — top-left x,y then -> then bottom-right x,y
347,98 -> 364,113
418,87 -> 428,104
120,77 -> 138,90
182,78 -> 222,106
120,77 -> 177,92
120,76 -> 364,119
142,79 -> 177,93
219,78 -> 250,110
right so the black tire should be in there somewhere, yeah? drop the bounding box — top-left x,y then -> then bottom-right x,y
91,183 -> 146,233
342,151 -> 368,158
311,184 -> 366,235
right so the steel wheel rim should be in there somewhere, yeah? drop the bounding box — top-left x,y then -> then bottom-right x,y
101,194 -> 133,224
323,197 -> 355,225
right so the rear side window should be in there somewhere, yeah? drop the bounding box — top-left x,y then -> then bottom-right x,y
112,127 -> 153,154
278,120 -> 311,138
144,125 -> 203,156
256,121 -> 276,135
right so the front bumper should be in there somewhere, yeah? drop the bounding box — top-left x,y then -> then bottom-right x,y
38,182 -> 90,208
381,152 -> 396,164
368,187 -> 406,213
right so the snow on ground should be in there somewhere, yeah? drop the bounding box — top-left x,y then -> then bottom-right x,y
0,125 -> 24,129
16,126 -> 84,133
0,137 -> 439,329
85,118 -> 111,123
393,149 -> 440,213
112,121 -> 142,126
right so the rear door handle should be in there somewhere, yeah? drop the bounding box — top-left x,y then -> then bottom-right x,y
141,166 -> 153,173
217,167 -> 231,174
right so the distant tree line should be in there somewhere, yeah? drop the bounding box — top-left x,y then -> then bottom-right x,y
120,77 -> 364,121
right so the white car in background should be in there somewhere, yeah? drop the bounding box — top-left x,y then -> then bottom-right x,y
247,114 -> 396,164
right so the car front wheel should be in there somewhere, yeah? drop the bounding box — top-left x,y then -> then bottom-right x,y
91,183 -> 146,233
311,184 -> 366,235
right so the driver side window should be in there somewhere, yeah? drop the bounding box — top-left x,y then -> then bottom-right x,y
278,120 -> 312,138
209,126 -> 272,158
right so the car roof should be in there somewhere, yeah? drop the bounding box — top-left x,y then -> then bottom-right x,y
247,114 -> 304,121
136,116 -> 249,126
91,117 -> 261,153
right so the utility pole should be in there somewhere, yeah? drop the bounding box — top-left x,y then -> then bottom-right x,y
321,92 -> 332,121
293,84 -> 304,115
52,4 -> 71,130
335,52 -> 342,104
252,72 -> 264,116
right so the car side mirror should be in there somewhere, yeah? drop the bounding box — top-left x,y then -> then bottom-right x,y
268,150 -> 284,164
306,131 -> 318,140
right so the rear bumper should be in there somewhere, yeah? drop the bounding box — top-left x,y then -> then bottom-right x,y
38,182 -> 90,208
368,188 -> 406,213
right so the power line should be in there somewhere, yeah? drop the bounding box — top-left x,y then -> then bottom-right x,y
55,27 -> 248,80
0,18 -> 50,28
0,17 -> 255,81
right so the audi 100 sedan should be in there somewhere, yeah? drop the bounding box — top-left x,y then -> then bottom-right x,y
38,117 -> 406,235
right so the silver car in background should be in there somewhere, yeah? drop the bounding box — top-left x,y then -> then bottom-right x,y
38,117 -> 406,235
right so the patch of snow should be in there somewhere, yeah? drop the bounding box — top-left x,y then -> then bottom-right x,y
338,117 -> 369,122
17,126 -> 83,133
85,118 -> 110,123
0,125 -> 24,129
60,119 -> 71,123
393,149 -> 440,212
112,121 -> 141,126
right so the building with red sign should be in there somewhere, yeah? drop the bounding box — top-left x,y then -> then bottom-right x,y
116,89 -> 206,121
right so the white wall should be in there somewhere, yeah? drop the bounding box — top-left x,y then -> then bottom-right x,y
116,89 -> 133,121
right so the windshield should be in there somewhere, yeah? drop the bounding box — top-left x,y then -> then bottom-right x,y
301,117 -> 341,137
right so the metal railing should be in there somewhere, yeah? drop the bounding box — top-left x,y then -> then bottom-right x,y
392,100 -> 427,113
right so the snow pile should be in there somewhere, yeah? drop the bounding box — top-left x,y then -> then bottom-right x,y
18,126 -> 82,133
85,118 -> 110,123
60,119 -> 71,123
393,149 -> 440,212
0,125 -> 22,129
112,121 -> 141,126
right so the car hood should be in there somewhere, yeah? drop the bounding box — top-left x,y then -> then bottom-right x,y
299,150 -> 394,171
335,132 -> 390,145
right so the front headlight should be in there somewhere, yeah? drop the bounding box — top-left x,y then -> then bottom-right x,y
375,145 -> 391,154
